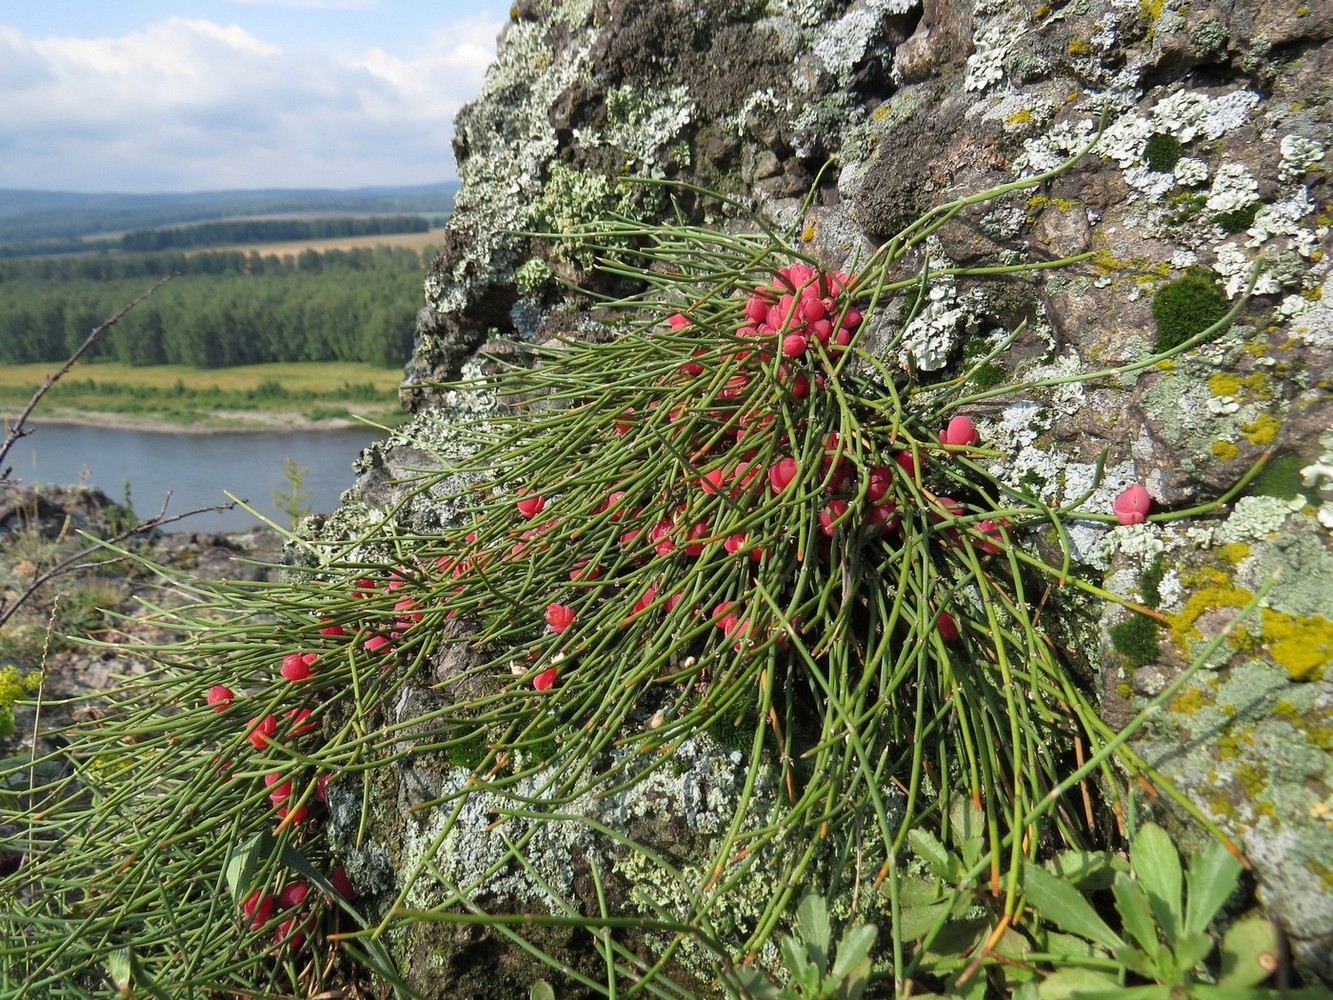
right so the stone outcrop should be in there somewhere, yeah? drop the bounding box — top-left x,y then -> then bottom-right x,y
333,0 -> 1332,989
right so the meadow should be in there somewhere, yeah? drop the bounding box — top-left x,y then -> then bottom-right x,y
0,360 -> 408,430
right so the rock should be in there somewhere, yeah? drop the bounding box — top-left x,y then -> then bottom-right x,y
349,0 -> 1333,985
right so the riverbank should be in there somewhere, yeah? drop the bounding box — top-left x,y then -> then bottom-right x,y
0,359 -> 409,433
22,405 -> 402,434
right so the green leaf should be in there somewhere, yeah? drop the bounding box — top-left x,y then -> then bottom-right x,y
830,923 -> 877,984
1036,968 -> 1121,1000
1172,929 -> 1215,970
1216,915 -> 1278,988
223,830 -> 276,902
908,828 -> 958,882
529,980 -> 556,1000
794,893 -> 832,974
1130,823 -> 1182,944
732,966 -> 784,999
1045,850 -> 1118,891
1022,862 -> 1124,952
948,795 -> 987,869
1112,872 -> 1162,961
1184,839 -> 1242,937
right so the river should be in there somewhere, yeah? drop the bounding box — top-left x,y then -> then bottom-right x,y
6,423 -> 383,533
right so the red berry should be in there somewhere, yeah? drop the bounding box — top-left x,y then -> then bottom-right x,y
768,456 -> 798,494
516,493 -> 546,519
939,414 -> 980,447
781,333 -> 809,358
280,652 -> 317,682
533,666 -> 558,691
273,916 -> 306,951
867,465 -> 893,502
895,450 -> 921,479
818,500 -> 849,537
330,866 -> 356,901
279,883 -> 309,911
544,603 -> 576,633
266,774 -> 292,807
974,518 -> 1005,555
937,612 -> 960,643
1113,484 -> 1152,526
667,312 -> 690,329
285,707 -> 316,736
868,502 -> 900,535
241,890 -> 275,932
247,715 -> 278,751
700,467 -> 727,495
318,619 -> 347,637
206,685 -> 234,712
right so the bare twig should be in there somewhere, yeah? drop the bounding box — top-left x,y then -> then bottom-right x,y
0,493 -> 237,631
0,274 -> 175,480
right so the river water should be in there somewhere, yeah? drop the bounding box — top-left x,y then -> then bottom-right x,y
6,423 -> 383,533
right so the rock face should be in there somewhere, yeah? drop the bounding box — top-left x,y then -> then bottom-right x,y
340,0 -> 1332,988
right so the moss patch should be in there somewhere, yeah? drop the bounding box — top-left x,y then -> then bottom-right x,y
1144,133 -> 1183,172
1151,268 -> 1229,352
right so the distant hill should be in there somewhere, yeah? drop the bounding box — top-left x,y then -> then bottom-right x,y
0,182 -> 459,251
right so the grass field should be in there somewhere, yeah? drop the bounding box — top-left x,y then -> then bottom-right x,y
0,361 -> 409,431
196,227 -> 443,258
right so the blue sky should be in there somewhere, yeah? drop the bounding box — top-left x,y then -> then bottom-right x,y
0,1 -> 510,193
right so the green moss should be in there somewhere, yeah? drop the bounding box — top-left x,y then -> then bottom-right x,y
1139,555 -> 1165,610
1111,614 -> 1160,667
1244,452 -> 1320,504
1211,201 -> 1262,234
1151,268 -> 1229,353
1144,133 -> 1183,172
447,729 -> 493,771
969,361 -> 1008,389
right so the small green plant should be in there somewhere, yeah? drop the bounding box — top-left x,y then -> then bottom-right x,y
272,456 -> 313,527
732,894 -> 877,999
0,664 -> 41,739
1151,268 -> 1229,353
1022,822 -> 1315,998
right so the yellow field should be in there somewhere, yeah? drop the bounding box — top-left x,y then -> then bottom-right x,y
0,360 -> 404,395
196,228 -> 443,259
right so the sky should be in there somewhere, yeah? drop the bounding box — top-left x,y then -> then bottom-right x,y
0,1 -> 510,194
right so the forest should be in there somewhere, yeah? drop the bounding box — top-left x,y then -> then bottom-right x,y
0,244 -> 432,368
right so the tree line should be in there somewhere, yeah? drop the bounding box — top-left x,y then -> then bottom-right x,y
0,245 -> 432,368
118,215 -> 429,252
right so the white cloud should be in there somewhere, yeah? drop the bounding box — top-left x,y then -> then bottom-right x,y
0,15 -> 501,192
224,0 -> 380,8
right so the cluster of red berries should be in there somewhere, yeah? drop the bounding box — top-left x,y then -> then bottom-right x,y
466,263 -> 1028,681
238,865 -> 356,952
204,569 -> 435,950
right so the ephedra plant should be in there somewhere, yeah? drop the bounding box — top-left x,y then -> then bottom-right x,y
0,139 -> 1267,998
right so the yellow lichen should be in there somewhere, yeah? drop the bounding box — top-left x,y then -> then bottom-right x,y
1032,2 -> 1051,20
1242,413 -> 1282,446
1211,440 -> 1240,462
1170,685 -> 1212,714
1067,37 -> 1092,55
802,224 -> 815,242
1140,0 -> 1165,21
1219,541 -> 1251,564
1006,108 -> 1033,125
1208,371 -> 1275,401
1259,609 -> 1333,682
1170,583 -> 1254,648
